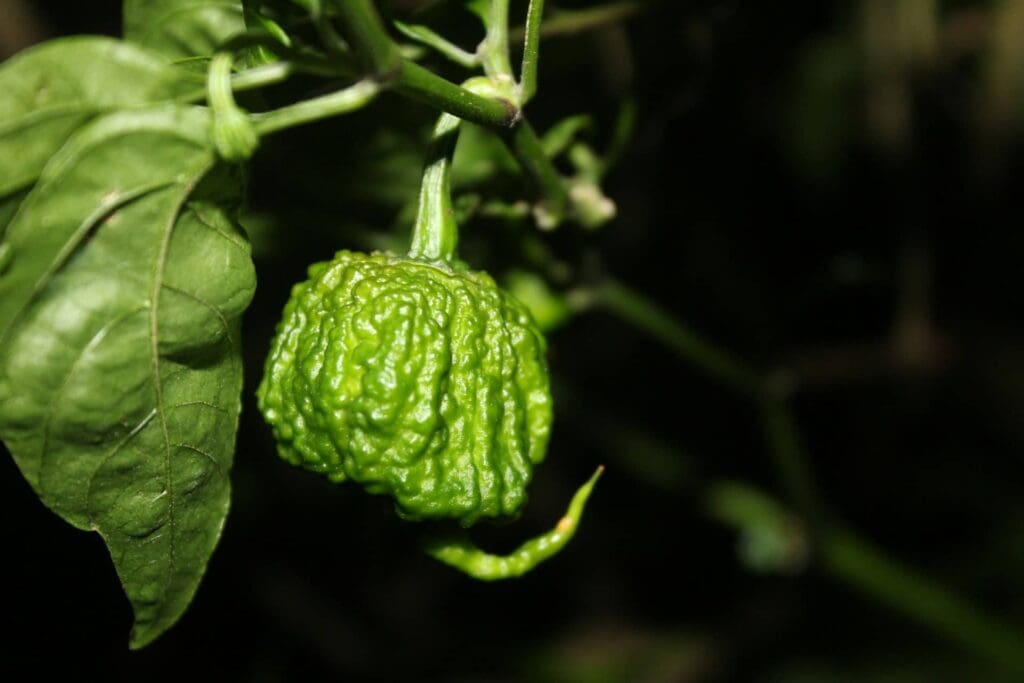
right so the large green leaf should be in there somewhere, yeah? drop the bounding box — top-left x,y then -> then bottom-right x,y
0,106 -> 255,648
0,36 -> 198,200
123,0 -> 246,62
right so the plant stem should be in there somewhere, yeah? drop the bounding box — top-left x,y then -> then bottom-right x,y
821,529 -> 1024,674
394,20 -> 479,68
520,0 -> 546,103
331,0 -> 403,76
395,60 -> 516,128
310,0 -> 354,60
207,52 -> 260,161
207,53 -> 238,115
250,79 -> 380,135
505,120 -> 568,225
408,113 -> 462,262
325,0 -> 573,222
181,57 -> 358,106
229,61 -> 294,93
480,0 -> 514,80
760,398 -> 826,536
595,278 -> 765,399
330,0 -> 516,127
585,279 -> 816,522
591,276 -> 1024,673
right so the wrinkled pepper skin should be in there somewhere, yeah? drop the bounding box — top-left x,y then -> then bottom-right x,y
257,250 -> 552,525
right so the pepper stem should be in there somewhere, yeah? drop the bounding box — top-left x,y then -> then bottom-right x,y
207,52 -> 259,162
424,466 -> 603,580
408,112 -> 462,262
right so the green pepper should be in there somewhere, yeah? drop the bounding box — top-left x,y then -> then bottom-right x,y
257,112 -> 599,578
257,249 -> 552,524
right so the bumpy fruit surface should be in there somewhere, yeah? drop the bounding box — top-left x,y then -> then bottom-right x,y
257,250 -> 552,525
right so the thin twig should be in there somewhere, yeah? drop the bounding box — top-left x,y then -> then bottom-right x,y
519,0 -> 545,103
250,79 -> 380,135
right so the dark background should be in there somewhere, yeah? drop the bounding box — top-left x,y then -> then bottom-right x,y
3,1 -> 1024,680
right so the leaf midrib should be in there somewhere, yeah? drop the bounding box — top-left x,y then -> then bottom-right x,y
145,156 -> 216,627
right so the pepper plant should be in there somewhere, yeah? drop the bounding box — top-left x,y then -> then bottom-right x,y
0,0 -> 613,649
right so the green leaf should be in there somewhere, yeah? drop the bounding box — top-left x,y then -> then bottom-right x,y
0,106 -> 256,648
123,0 -> 246,62
0,36 -> 198,201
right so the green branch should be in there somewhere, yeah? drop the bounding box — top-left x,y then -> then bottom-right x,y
330,0 -> 402,76
505,120 -> 569,226
207,52 -> 259,161
394,60 -> 516,129
250,79 -> 380,135
593,278 -> 765,399
227,61 -> 293,93
330,0 -> 515,127
178,61 -> 296,105
760,398 -> 826,535
326,0 -> 575,226
586,276 -> 1024,672
519,0 -> 546,103
394,20 -> 479,68
479,0 -> 514,80
822,530 -> 1024,673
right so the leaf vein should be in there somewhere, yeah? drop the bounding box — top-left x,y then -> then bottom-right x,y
161,282 -> 231,339
37,306 -> 147,495
86,407 -> 157,530
169,400 -> 227,414
147,158 -> 215,623
190,205 -> 248,254
172,442 -> 224,474
0,180 -> 175,346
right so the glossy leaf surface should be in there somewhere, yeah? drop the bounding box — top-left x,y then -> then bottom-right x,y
0,36 -> 197,200
0,106 -> 255,648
